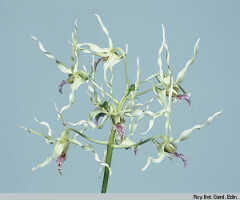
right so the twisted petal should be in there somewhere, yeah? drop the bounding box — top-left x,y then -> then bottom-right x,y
175,110 -> 222,143
176,38 -> 200,84
31,36 -> 71,74
32,157 -> 53,172
67,119 -> 97,131
95,14 -> 113,49
141,152 -> 166,171
34,118 -> 52,137
77,42 -> 108,55
103,53 -> 121,85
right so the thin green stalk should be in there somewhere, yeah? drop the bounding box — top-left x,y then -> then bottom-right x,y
69,128 -> 108,145
112,133 -> 165,149
70,127 -> 164,149
135,86 -> 154,97
101,127 -> 115,193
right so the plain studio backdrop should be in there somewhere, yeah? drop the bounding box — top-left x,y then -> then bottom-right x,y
1,0 -> 239,193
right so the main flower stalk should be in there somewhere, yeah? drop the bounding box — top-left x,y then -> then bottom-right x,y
101,127 -> 116,193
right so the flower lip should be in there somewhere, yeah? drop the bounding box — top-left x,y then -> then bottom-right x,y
164,143 -> 187,167
58,80 -> 66,94
174,152 -> 187,167
176,94 -> 191,106
115,123 -> 124,141
56,153 -> 66,175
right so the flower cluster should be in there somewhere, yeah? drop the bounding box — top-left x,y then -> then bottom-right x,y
22,15 -> 221,180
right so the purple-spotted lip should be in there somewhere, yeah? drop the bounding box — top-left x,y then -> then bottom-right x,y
115,123 -> 124,141
56,154 -> 66,175
174,152 -> 187,167
58,80 -> 66,94
176,94 -> 191,106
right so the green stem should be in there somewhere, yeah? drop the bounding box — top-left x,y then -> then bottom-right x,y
139,72 -> 159,84
69,128 -> 108,145
69,128 -> 165,150
135,86 -> 154,97
101,126 -> 115,193
112,134 -> 165,149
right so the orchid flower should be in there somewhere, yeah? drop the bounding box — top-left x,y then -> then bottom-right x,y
21,123 -> 70,175
21,118 -> 111,175
77,14 -> 126,87
31,21 -> 89,114
142,25 -> 200,106
141,111 -> 222,171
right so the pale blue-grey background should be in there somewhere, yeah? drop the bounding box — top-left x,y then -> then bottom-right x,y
1,0 -> 239,193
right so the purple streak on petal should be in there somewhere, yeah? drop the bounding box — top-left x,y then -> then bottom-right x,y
56,153 -> 66,175
177,94 -> 191,106
95,113 -> 106,126
115,123 -> 124,141
58,80 -> 66,94
174,152 -> 187,167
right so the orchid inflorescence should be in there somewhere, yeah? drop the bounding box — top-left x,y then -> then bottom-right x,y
21,14 -> 221,190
